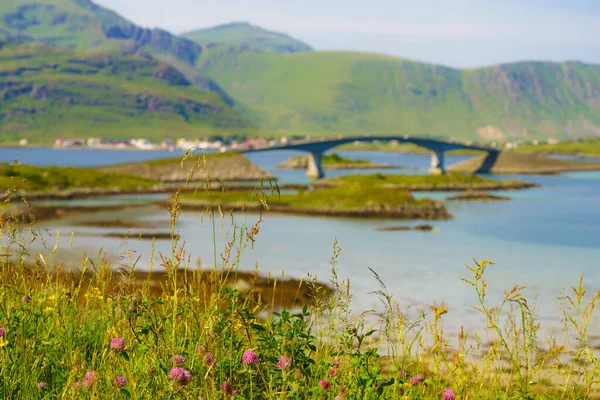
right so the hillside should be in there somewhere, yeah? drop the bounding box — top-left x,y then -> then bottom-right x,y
0,42 -> 251,143
181,22 -> 312,54
195,46 -> 600,141
0,0 -> 237,100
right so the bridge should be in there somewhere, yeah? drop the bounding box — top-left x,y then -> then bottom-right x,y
242,136 -> 499,178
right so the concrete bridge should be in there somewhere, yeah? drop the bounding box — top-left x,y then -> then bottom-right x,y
243,136 -> 499,179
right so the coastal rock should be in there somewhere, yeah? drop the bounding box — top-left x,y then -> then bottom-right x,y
374,224 -> 436,232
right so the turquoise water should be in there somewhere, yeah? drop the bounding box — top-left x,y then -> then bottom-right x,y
2,147 -> 600,342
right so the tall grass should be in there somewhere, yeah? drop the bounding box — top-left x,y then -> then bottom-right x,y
1,158 -> 599,399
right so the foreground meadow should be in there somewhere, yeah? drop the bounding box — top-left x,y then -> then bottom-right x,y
1,168 -> 599,399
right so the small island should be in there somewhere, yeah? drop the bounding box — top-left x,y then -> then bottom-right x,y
449,151 -> 600,175
446,192 -> 511,202
315,173 -> 537,191
276,152 -> 402,170
175,183 -> 452,220
374,224 -> 436,232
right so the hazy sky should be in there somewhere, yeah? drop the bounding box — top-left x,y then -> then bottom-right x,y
95,0 -> 600,68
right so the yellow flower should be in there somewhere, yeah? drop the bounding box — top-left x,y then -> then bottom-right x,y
44,307 -> 54,313
0,340 -> 8,348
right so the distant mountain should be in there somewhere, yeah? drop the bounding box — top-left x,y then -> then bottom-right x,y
0,42 -> 251,143
0,0 -> 239,103
0,0 -> 203,64
181,22 -> 312,54
196,45 -> 600,140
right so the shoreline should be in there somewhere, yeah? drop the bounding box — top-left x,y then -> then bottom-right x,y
170,199 -> 453,220
312,180 -> 538,192
1,182 -> 307,203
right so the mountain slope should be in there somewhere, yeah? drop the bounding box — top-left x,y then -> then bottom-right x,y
181,22 -> 312,54
0,0 -> 204,64
195,46 -> 600,140
0,42 -> 252,143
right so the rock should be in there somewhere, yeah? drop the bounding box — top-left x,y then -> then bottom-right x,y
375,224 -> 436,232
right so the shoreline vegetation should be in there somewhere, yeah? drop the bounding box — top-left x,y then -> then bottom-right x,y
2,189 -> 599,398
275,152 -> 406,170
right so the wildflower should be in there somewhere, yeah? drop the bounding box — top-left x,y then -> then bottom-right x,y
0,327 -> 5,339
409,374 -> 424,386
220,381 -> 233,395
113,375 -> 127,388
340,388 -> 346,393
319,379 -> 330,390
196,345 -> 206,354
44,307 -> 54,314
204,352 -> 215,366
170,367 -> 192,385
277,356 -> 291,370
329,369 -> 337,377
333,359 -> 341,367
399,370 -> 407,378
444,388 -> 456,400
82,371 -> 96,388
232,391 -> 238,397
22,295 -> 32,303
242,350 -> 258,365
334,396 -> 344,400
73,382 -> 80,389
172,354 -> 185,366
110,337 -> 126,352
37,382 -> 46,389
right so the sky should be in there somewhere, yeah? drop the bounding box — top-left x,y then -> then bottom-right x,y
94,0 -> 600,68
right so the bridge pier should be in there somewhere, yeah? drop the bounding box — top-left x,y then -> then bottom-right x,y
429,150 -> 446,175
306,151 -> 325,179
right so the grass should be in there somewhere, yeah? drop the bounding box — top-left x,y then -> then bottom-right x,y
1,180 -> 600,399
322,153 -> 371,165
0,162 -> 158,193
515,138 -> 600,157
181,184 -> 419,209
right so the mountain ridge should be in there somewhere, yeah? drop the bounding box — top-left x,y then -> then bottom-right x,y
181,22 -> 312,54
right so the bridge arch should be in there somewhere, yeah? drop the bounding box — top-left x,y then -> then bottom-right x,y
243,136 -> 498,179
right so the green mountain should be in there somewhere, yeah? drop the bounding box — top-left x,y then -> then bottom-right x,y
195,46 -> 600,141
181,22 -> 312,54
0,41 -> 251,143
0,0 -> 239,102
0,0 -> 204,63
